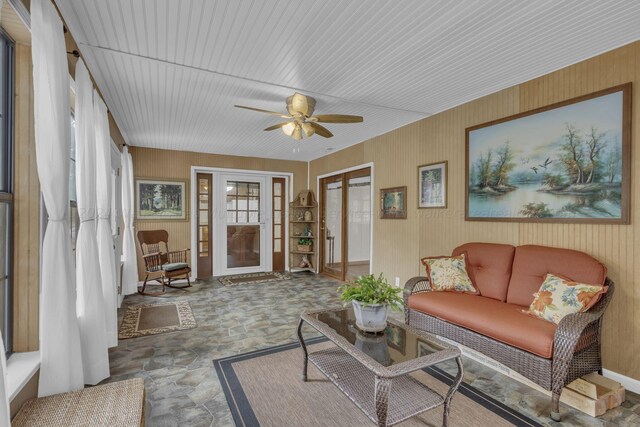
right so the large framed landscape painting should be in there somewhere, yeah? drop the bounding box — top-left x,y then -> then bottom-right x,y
136,178 -> 188,220
466,83 -> 631,224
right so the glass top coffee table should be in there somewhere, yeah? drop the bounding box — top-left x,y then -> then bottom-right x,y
297,307 -> 463,427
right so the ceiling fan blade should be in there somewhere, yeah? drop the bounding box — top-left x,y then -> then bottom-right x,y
309,122 -> 333,138
264,122 -> 291,131
235,105 -> 290,118
286,92 -> 316,116
308,114 -> 363,123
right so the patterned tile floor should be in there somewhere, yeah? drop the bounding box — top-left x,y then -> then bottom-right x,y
105,273 -> 640,426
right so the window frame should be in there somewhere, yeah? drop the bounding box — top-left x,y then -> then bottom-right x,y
0,28 -> 15,357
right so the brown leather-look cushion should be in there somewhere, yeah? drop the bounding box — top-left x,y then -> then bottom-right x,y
507,245 -> 607,307
408,292 -> 557,358
451,243 -> 515,301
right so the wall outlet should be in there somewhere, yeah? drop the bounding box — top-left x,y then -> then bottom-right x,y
395,277 -> 400,287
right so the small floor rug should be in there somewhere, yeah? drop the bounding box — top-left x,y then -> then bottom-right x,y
213,338 -> 541,427
218,271 -> 289,286
119,301 -> 196,339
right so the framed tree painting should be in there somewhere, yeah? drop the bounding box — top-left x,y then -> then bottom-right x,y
418,161 -> 447,208
466,83 -> 631,224
380,186 -> 407,219
136,178 -> 188,220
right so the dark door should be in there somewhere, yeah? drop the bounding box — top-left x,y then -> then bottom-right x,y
197,173 -> 212,278
272,178 -> 286,271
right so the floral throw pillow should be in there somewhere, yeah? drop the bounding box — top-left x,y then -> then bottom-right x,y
421,254 -> 477,293
525,273 -> 608,324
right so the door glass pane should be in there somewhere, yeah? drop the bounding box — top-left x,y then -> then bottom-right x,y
274,239 -> 281,252
347,175 -> 371,278
274,214 -> 281,225
323,179 -> 342,276
248,211 -> 259,223
199,179 -> 208,194
199,212 -> 208,225
274,224 -> 281,237
248,197 -> 259,210
274,183 -> 282,196
227,225 -> 260,268
237,211 -> 248,223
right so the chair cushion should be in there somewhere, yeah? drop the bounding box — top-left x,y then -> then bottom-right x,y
524,273 -> 608,324
452,243 -> 515,301
408,292 -> 557,358
507,245 -> 607,307
162,262 -> 189,272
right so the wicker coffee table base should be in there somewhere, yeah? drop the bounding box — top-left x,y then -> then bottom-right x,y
298,317 -> 463,427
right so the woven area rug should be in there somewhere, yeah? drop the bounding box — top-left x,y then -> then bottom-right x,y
119,301 -> 196,339
218,271 -> 289,286
214,338 -> 542,427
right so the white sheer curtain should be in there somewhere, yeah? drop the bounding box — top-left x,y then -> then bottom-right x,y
121,146 -> 139,295
94,92 -> 118,348
75,60 -> 109,385
0,333 -> 9,426
31,0 -> 84,397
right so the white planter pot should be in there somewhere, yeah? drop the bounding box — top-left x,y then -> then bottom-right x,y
355,330 -> 391,365
352,300 -> 389,333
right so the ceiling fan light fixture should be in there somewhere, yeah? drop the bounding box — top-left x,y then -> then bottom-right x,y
282,122 -> 296,137
292,125 -> 303,141
301,122 -> 315,137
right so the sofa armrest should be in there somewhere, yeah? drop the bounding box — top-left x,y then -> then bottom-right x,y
404,276 -> 431,298
403,277 -> 431,322
551,280 -> 615,391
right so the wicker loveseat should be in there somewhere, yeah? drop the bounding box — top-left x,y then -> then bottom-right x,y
404,243 -> 614,421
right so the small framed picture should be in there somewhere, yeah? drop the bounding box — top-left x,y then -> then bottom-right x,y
418,161 -> 447,208
136,178 -> 188,220
380,186 -> 407,219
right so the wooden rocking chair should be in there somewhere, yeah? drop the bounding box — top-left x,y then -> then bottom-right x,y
137,230 -> 192,295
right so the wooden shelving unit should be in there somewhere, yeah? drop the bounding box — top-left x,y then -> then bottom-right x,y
289,190 -> 318,273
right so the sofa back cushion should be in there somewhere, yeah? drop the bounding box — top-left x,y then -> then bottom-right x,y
451,243 -> 516,301
507,245 -> 607,307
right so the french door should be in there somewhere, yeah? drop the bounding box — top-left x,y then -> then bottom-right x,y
219,174 -> 268,275
320,167 -> 371,281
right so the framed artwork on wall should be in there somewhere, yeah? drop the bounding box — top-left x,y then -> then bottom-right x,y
136,178 -> 188,220
418,161 -> 447,208
380,186 -> 407,219
466,83 -> 631,224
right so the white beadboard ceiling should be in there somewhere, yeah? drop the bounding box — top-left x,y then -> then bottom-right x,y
55,0 -> 640,161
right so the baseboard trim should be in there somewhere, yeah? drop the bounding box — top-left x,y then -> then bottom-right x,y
602,369 -> 640,394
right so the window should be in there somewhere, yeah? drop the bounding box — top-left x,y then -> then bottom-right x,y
69,116 -> 79,251
226,181 -> 260,224
0,30 -> 15,355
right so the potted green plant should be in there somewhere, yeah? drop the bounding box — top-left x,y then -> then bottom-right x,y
297,237 -> 313,252
337,274 -> 403,332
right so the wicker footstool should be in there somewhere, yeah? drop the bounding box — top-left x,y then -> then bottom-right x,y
12,378 -> 146,426
298,307 -> 463,427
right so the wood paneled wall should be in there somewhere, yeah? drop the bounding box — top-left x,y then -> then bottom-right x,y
310,41 -> 640,380
130,147 -> 308,278
12,43 -> 40,352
